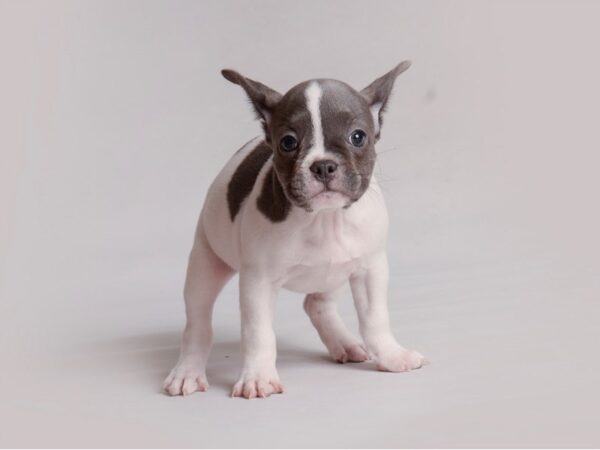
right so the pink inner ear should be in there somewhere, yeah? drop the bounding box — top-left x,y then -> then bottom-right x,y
261,109 -> 271,126
370,102 -> 383,135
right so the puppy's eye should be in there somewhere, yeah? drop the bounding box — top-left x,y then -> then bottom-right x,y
280,135 -> 299,152
349,130 -> 367,148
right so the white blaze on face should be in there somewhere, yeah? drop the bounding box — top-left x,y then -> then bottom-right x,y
301,81 -> 348,210
304,82 -> 325,163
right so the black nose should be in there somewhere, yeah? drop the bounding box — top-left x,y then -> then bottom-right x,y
310,160 -> 338,182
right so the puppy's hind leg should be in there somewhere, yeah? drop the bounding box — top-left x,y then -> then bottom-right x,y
304,288 -> 369,364
163,223 -> 234,396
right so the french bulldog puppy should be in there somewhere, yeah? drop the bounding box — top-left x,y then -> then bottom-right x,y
163,61 -> 425,399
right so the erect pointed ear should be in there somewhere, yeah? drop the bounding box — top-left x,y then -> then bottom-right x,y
221,69 -> 282,138
360,60 -> 411,139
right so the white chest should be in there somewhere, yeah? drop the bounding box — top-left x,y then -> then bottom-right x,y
231,178 -> 388,294
277,213 -> 371,293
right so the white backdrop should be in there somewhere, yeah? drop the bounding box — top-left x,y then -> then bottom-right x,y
1,0 -> 599,447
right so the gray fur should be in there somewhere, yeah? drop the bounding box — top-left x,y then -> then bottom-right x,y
226,141 -> 272,221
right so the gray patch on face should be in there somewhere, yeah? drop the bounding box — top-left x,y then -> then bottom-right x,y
227,141 -> 272,221
318,80 -> 377,203
268,82 -> 315,208
256,167 -> 291,222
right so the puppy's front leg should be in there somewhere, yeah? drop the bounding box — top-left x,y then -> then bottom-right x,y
232,269 -> 283,399
350,251 -> 425,372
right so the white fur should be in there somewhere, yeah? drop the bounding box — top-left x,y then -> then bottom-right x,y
304,82 -> 325,162
164,138 -> 425,399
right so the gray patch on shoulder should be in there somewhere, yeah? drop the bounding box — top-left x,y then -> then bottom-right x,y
257,167 -> 291,222
227,141 -> 272,221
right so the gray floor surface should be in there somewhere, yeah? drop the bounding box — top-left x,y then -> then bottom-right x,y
2,1 -> 599,447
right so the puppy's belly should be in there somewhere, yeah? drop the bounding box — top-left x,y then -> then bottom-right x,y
282,260 -> 360,293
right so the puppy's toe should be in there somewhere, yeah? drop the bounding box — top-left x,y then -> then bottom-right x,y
182,377 -> 199,396
331,342 -> 369,364
346,344 -> 369,362
165,378 -> 184,396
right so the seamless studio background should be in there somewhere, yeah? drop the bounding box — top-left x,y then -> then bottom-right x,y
1,0 -> 599,447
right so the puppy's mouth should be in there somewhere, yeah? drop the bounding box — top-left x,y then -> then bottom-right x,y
308,186 -> 349,200
286,183 -> 351,211
283,168 -> 368,212
302,186 -> 354,211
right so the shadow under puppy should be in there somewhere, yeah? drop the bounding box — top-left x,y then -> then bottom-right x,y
164,61 -> 425,399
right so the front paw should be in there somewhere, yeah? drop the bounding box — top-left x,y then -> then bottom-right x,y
231,368 -> 284,399
376,347 -> 426,372
163,359 -> 209,396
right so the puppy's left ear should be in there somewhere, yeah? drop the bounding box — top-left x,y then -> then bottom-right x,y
221,69 -> 282,139
361,60 -> 411,139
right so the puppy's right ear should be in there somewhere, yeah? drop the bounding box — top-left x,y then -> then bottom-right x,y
360,60 -> 411,140
221,69 -> 282,137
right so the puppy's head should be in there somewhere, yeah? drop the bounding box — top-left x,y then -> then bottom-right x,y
222,62 -> 410,212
